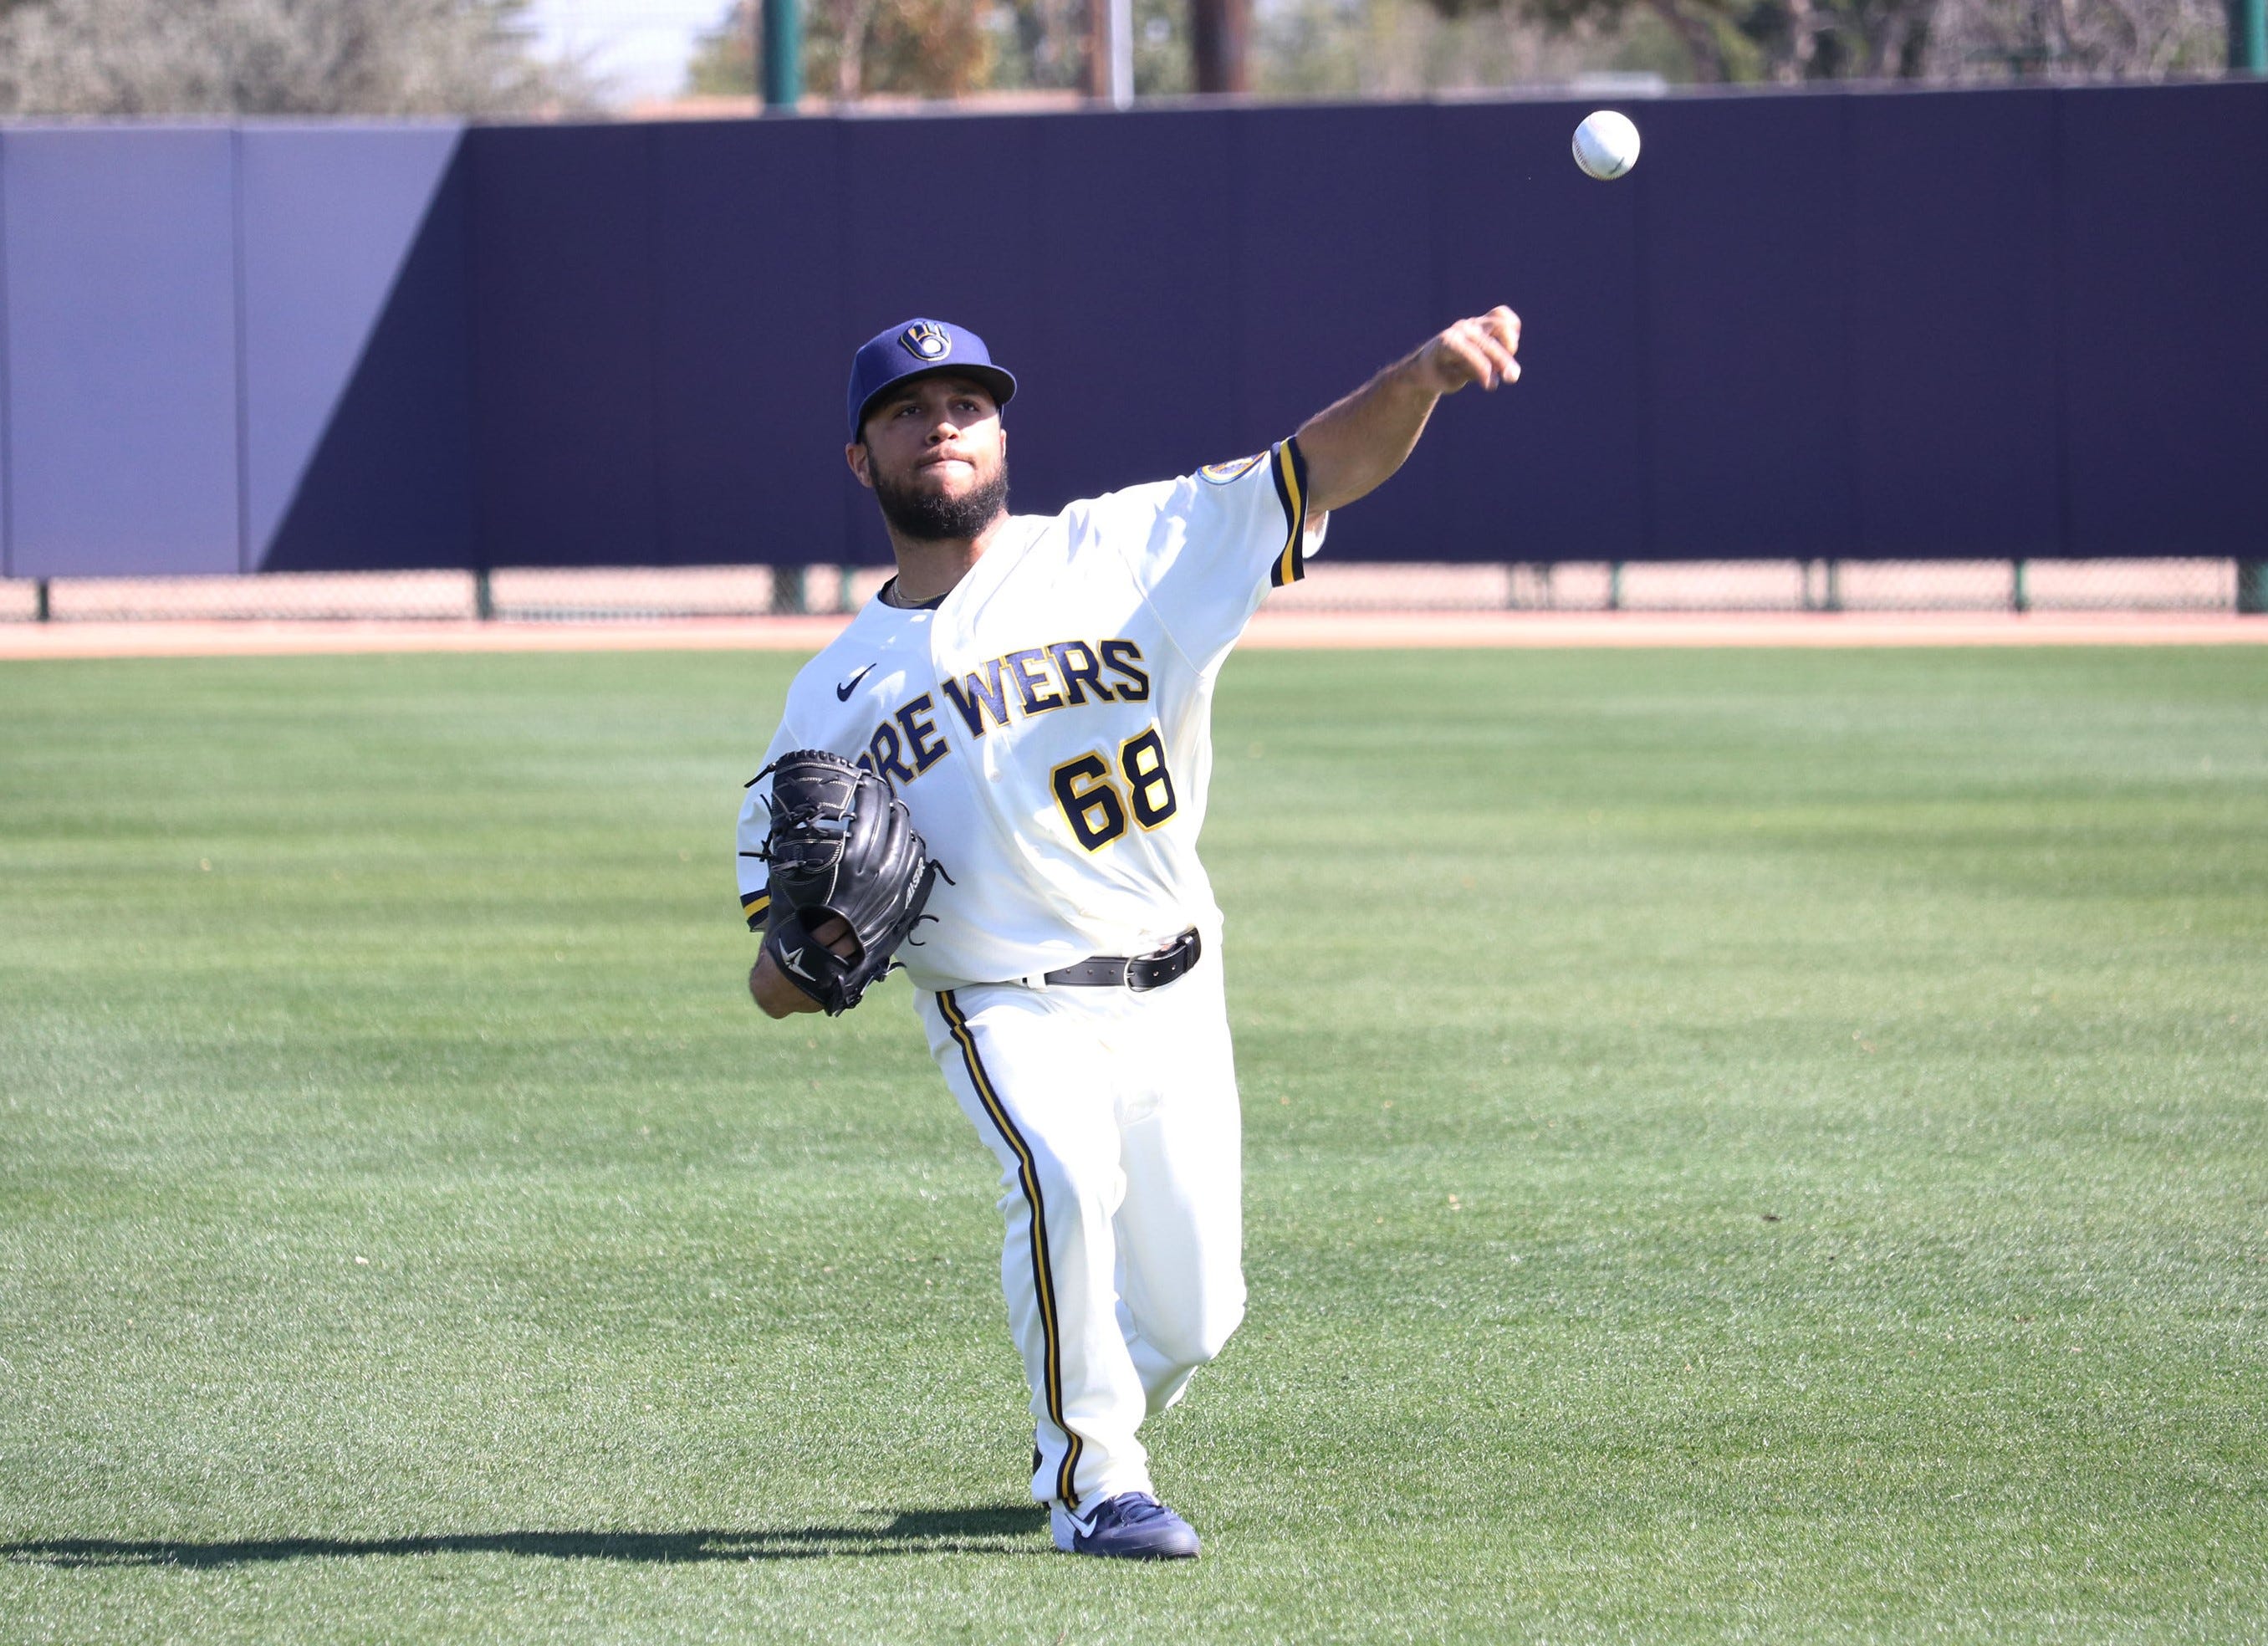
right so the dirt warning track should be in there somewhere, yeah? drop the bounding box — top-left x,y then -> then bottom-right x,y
0,610 -> 2262,662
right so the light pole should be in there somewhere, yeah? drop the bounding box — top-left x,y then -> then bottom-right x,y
2233,0 -> 2266,69
763,0 -> 803,110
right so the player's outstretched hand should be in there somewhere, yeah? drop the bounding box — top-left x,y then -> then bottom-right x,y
1410,307 -> 1522,396
1294,304 -> 1525,516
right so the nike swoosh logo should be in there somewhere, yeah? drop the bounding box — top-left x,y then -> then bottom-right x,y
836,665 -> 876,701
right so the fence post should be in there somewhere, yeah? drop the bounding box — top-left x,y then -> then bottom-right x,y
34,578 -> 50,622
2233,0 -> 2266,71
762,0 -> 803,108
2239,560 -> 2267,615
837,565 -> 858,615
770,566 -> 807,616
1824,559 -> 1843,613
1607,561 -> 1624,612
2010,559 -> 2030,615
473,568 -> 494,621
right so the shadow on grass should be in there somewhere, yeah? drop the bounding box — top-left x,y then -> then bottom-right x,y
3,1506 -> 1049,1567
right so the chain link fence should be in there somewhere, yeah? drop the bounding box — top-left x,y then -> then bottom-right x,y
0,559 -> 2258,623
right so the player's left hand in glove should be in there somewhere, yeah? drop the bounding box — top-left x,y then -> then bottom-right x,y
755,749 -> 942,1016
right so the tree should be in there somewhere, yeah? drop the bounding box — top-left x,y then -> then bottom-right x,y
1923,0 -> 2224,78
683,0 -> 1197,104
1423,0 -> 1714,78
1253,0 -> 1667,97
1192,0 -> 1253,89
1438,0 -> 1891,79
1425,0 -> 2225,79
684,1 -> 757,95
687,0 -> 999,100
0,0 -> 595,116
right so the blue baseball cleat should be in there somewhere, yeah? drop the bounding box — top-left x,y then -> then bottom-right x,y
1050,1492 -> 1202,1560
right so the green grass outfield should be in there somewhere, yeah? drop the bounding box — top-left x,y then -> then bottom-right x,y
2,647 -> 2262,1643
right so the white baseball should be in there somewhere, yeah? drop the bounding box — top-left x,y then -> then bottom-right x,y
1572,110 -> 1641,181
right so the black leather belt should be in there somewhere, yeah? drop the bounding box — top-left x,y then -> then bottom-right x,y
1040,928 -> 1202,991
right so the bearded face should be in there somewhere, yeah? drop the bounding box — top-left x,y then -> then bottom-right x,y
851,375 -> 1009,544
868,444 -> 1010,542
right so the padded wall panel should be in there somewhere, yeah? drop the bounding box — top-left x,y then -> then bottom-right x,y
243,125 -> 473,571
652,120 -> 843,566
1024,110 -> 1244,509
1237,104 -> 1437,559
469,124 -> 660,566
1425,100 -> 1646,564
1639,95 -> 1856,560
2056,81 -> 2268,555
3,128 -> 239,577
1847,89 -> 2061,559
836,115 -> 1050,564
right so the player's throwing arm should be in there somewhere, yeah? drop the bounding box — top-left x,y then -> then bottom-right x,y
1295,306 -> 1522,514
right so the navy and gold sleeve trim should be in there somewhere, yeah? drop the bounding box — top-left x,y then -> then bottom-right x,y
741,887 -> 771,931
1268,437 -> 1310,589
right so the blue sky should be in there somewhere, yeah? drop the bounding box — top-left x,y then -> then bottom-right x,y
524,0 -> 736,104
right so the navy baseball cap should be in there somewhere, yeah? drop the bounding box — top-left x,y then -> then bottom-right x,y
846,318 -> 1018,439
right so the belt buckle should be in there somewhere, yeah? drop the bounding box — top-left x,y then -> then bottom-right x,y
1127,929 -> 1191,994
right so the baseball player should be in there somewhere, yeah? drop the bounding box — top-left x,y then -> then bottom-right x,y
738,309 -> 1521,1560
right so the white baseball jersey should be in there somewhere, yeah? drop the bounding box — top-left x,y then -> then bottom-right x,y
736,439 -> 1326,990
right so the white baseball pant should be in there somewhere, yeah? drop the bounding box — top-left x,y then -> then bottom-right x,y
917,951 -> 1244,1511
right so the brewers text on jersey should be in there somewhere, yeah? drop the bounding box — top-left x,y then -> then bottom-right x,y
845,636 -> 1151,790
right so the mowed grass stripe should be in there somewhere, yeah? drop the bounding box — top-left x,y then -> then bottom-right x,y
1,647 -> 2261,1643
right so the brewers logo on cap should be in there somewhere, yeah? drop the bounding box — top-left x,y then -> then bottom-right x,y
901,322 -> 953,361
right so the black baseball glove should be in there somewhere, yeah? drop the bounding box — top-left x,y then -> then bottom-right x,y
753,749 -> 941,1015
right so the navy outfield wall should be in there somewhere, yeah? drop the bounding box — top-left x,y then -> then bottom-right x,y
0,122 -> 472,579
0,82 -> 2261,579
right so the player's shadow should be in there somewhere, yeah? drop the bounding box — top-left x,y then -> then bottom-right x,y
2,1506 -> 1047,1567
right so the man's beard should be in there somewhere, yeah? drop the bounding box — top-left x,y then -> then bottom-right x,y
871,456 -> 1009,542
